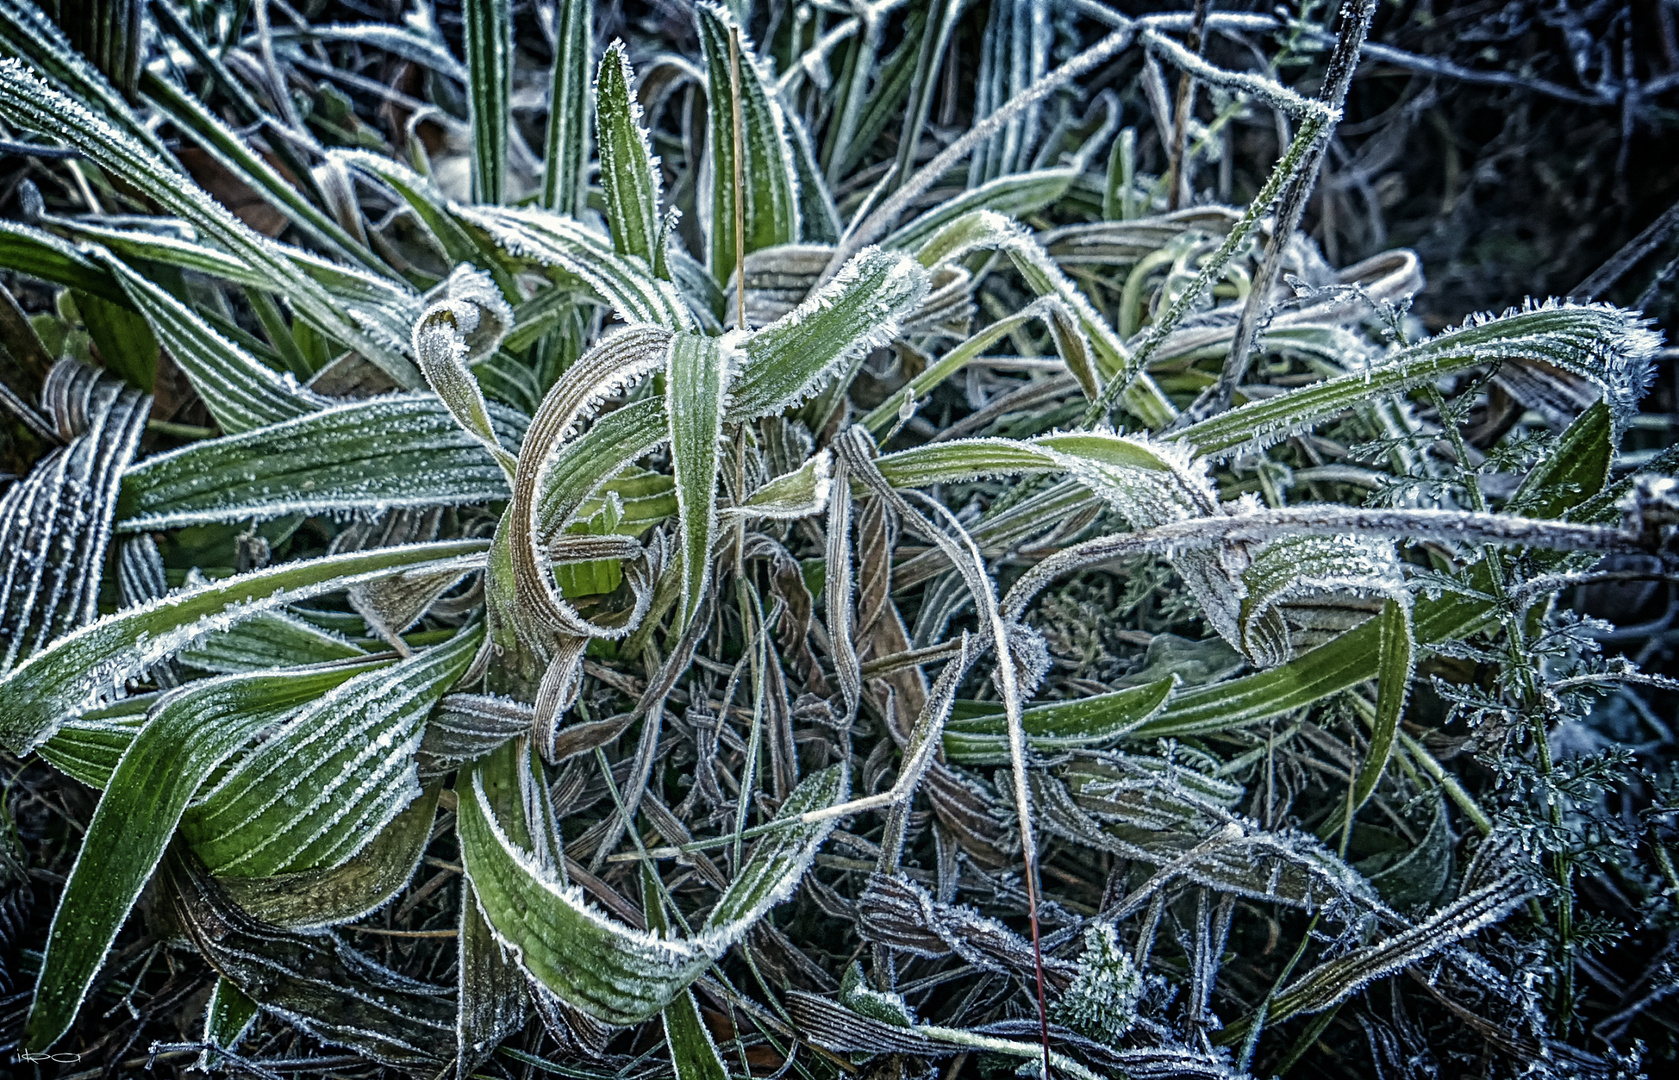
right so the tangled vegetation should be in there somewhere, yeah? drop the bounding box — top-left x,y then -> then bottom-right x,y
0,1 -> 1676,1077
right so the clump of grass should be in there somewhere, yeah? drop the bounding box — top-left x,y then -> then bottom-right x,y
0,2 -> 1675,1078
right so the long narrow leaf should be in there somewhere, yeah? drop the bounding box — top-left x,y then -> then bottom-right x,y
25,661 -> 388,1050
596,42 -> 662,267
696,4 -> 800,283
463,0 -> 511,204
665,332 -> 731,628
541,0 -> 591,214
458,763 -> 844,1024
0,540 -> 488,753
182,628 -> 481,878
120,397 -> 514,530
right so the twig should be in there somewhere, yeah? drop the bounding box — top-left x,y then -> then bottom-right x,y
1573,196 -> 1679,299
1193,0 -> 1377,422
0,137 -> 79,158
1166,0 -> 1212,211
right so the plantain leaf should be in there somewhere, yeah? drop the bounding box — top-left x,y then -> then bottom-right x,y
456,739 -> 545,1076
0,539 -> 488,754
875,431 -> 1219,530
101,255 -> 322,433
0,60 -> 417,386
737,452 -> 831,519
1351,598 -> 1414,814
942,676 -> 1177,765
218,784 -> 441,929
164,846 -> 456,1067
666,332 -> 732,628
1180,302 -> 1661,460
457,204 -> 694,328
729,246 -> 928,420
458,762 -> 844,1025
26,660 -> 389,1051
119,397 -> 515,530
0,220 -> 121,301
412,267 -> 519,478
696,3 -> 800,284
180,628 -> 481,878
542,0 -> 592,214
462,0 -> 512,204
596,42 -> 663,268
35,710 -> 145,790
179,611 -> 368,675
1,361 -> 149,676
48,210 -> 422,326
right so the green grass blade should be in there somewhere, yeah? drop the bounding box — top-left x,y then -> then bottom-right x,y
704,763 -> 846,928
885,168 -> 1079,253
914,210 -> 1176,426
542,0 -> 591,214
642,867 -> 730,1080
942,676 -> 1177,765
1350,598 -> 1414,813
462,0 -> 511,204
1509,399 -> 1613,518
662,988 -> 729,1080
890,0 -> 962,186
1180,303 -> 1661,460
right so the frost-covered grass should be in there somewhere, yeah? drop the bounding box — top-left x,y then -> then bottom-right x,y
0,1 -> 1676,1078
